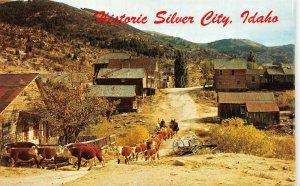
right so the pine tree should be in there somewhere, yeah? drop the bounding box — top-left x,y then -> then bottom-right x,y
174,50 -> 188,88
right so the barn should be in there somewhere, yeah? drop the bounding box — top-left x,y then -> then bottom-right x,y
89,85 -> 140,112
213,59 -> 248,92
218,92 -> 280,127
0,74 -> 51,146
95,68 -> 147,97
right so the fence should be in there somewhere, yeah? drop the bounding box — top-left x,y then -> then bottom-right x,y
78,135 -> 116,150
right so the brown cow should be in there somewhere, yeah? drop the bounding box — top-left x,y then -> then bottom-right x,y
144,148 -> 158,161
66,143 -> 104,167
156,131 -> 167,141
61,144 -> 104,171
146,138 -> 160,160
118,146 -> 132,164
37,148 -> 58,169
5,142 -> 38,148
7,147 -> 39,168
134,143 -> 147,161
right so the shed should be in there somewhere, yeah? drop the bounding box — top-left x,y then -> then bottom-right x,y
89,85 -> 140,111
218,92 -> 280,127
95,68 -> 147,97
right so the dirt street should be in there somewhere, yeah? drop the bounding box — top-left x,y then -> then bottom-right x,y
0,87 -> 295,186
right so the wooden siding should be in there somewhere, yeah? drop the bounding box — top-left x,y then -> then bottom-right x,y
214,69 -> 247,91
0,80 -> 43,145
96,78 -> 146,97
247,112 -> 280,127
107,97 -> 138,111
246,74 -> 261,90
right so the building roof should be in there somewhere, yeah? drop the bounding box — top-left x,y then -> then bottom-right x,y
218,92 -> 276,104
282,68 -> 295,75
94,53 -> 132,64
265,68 -> 284,75
0,74 -> 39,113
108,58 -> 158,75
213,59 -> 247,70
38,73 -> 88,83
89,85 -> 136,98
97,68 -> 145,79
246,102 -> 280,112
246,69 -> 265,75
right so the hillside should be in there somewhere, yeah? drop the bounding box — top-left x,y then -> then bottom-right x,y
201,39 -> 294,64
0,0 -> 294,75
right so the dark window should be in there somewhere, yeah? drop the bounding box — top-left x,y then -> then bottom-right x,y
237,81 -> 240,84
121,79 -> 125,83
252,76 -> 255,82
219,70 -> 223,75
219,81 -> 222,85
232,70 -> 235,75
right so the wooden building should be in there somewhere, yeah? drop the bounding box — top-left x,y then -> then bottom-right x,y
108,58 -> 159,95
218,92 -> 280,127
262,65 -> 295,89
213,59 -> 247,92
95,68 -> 147,97
246,69 -> 266,90
89,85 -> 139,112
93,53 -> 132,84
0,74 -> 50,146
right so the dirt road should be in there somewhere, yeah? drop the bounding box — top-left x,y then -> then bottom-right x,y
0,87 -> 295,186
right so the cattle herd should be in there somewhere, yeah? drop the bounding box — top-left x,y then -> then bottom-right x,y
0,127 -> 175,171
116,127 -> 175,164
0,141 -> 105,171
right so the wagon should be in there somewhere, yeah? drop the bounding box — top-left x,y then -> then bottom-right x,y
172,135 -> 217,156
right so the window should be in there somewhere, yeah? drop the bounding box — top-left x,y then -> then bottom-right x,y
252,76 -> 255,82
231,70 -> 235,75
219,81 -> 222,85
237,81 -> 240,84
121,78 -> 125,83
219,70 -> 223,75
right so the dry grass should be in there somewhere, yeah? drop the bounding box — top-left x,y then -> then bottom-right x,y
116,125 -> 150,146
208,118 -> 295,160
276,90 -> 295,111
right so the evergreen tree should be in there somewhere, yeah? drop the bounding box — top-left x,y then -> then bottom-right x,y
174,50 -> 188,88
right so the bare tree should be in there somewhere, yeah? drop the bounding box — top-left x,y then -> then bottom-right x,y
33,74 -> 118,144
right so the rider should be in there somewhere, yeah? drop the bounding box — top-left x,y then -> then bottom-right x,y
173,119 -> 179,136
160,119 -> 166,129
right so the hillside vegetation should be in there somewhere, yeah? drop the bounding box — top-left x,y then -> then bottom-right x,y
0,0 -> 294,75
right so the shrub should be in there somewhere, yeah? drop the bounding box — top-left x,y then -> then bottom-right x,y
209,118 -> 273,157
272,136 -> 295,160
208,117 -> 295,159
117,125 -> 150,146
277,91 -> 295,111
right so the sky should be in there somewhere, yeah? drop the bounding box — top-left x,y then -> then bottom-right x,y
53,0 -> 295,46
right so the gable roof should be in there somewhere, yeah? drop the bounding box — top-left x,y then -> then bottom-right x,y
246,102 -> 279,112
108,58 -> 158,75
0,74 -> 39,114
97,68 -> 145,79
214,59 -> 247,70
94,53 -> 132,64
218,92 -> 276,104
89,85 -> 136,98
